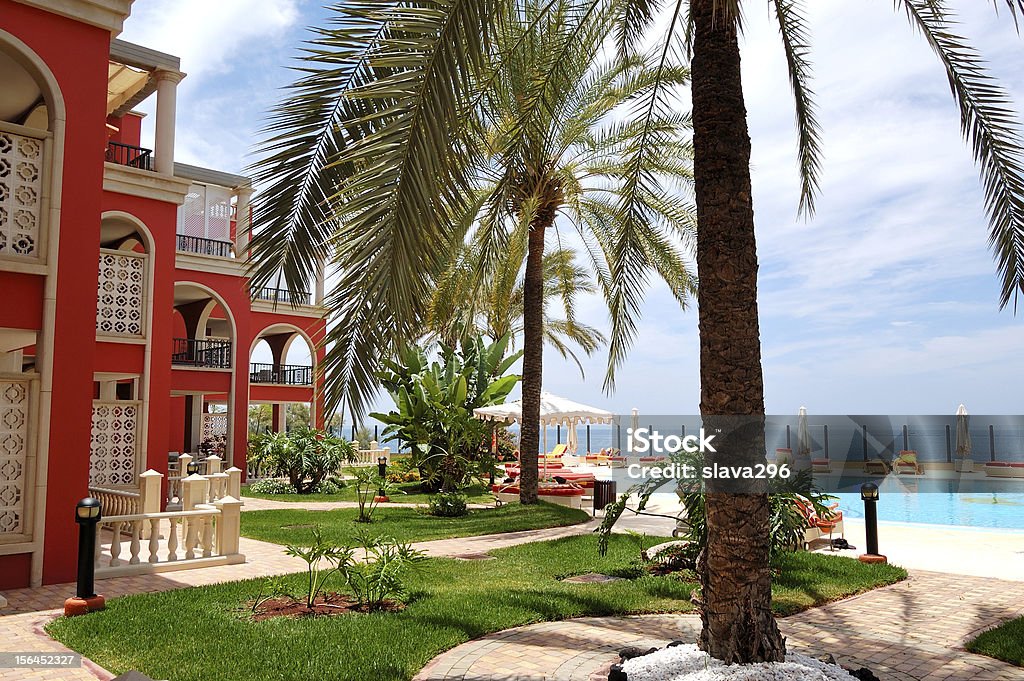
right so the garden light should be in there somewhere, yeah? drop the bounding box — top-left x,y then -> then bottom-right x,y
377,455 -> 388,479
64,498 -> 106,617
187,461 -> 199,476
858,482 -> 886,564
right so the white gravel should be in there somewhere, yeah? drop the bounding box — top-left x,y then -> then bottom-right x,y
620,644 -> 855,681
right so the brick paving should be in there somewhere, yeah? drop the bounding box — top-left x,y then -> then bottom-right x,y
413,571 -> 1024,681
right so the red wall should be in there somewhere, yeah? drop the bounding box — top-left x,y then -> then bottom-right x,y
1,1 -> 113,585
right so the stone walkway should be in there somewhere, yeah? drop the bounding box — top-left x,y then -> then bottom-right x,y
414,571 -> 1024,681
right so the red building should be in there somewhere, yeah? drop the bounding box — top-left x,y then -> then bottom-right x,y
0,0 -> 327,589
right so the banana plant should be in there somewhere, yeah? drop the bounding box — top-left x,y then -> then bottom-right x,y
372,333 -> 521,492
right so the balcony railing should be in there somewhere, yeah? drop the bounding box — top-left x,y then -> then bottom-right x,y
253,287 -> 311,305
106,141 -> 153,171
176,234 -> 233,258
172,338 -> 232,369
250,363 -> 313,386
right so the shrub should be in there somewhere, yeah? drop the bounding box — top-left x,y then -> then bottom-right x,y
344,531 -> 427,610
353,467 -> 404,523
283,527 -> 356,609
314,476 -> 348,495
248,479 -> 296,495
386,459 -> 420,484
248,429 -> 357,494
428,491 -> 468,517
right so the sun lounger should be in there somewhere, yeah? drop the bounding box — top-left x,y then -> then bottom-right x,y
811,458 -> 831,473
984,462 -> 1024,478
893,450 -> 924,475
864,458 -> 889,475
491,483 -> 586,509
795,497 -> 844,550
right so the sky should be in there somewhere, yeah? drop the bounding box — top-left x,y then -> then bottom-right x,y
120,1 -> 1024,417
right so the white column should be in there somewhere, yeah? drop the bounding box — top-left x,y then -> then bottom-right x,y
153,69 -> 184,175
234,185 -> 254,261
314,257 -> 326,305
188,395 -> 203,452
275,403 -> 287,433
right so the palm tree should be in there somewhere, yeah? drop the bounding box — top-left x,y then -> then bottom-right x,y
249,0 -> 697,504
429,245 -> 608,376
247,0 -> 1024,665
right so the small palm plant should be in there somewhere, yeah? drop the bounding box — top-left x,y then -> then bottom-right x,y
283,527 -> 355,609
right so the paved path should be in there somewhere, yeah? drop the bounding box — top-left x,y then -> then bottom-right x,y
414,571 -> 1024,681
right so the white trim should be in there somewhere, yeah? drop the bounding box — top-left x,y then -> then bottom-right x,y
100,212 -> 156,488
103,163 -> 190,205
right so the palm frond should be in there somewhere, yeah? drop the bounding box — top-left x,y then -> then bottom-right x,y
897,0 -> 1024,309
771,0 -> 823,217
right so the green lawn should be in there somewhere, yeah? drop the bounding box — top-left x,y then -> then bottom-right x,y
241,481 -> 493,505
967,615 -> 1024,666
46,535 -> 906,681
240,502 -> 590,546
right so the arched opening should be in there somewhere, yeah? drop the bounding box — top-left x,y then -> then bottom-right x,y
249,324 -> 317,434
0,33 -> 58,265
97,213 -> 151,338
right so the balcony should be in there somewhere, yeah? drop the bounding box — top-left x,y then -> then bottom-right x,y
253,287 -> 311,306
172,338 -> 231,369
176,234 -> 233,258
250,363 -> 312,386
106,141 -> 153,171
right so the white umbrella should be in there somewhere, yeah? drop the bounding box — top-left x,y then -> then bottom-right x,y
566,421 -> 578,454
475,392 -> 614,474
474,392 -> 615,426
796,406 -> 812,459
956,404 -> 972,458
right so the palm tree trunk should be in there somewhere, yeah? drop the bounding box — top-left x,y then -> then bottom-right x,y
690,0 -> 786,663
518,217 -> 547,505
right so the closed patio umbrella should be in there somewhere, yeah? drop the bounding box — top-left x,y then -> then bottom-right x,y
566,421 -> 578,455
956,404 -> 972,458
796,406 -> 812,461
629,407 -> 640,453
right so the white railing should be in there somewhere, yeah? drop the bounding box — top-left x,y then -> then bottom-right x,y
95,473 -> 244,579
350,440 -> 391,467
165,454 -> 241,509
90,469 -> 162,519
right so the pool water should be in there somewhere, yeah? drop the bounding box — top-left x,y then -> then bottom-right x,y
832,477 -> 1024,530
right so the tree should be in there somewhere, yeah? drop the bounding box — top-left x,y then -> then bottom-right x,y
250,0 -> 697,504
429,246 -> 607,378
248,0 -> 1024,665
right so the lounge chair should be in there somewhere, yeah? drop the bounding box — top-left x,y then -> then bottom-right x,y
864,458 -> 889,475
984,462 -> 1024,478
811,458 -> 832,473
893,450 -> 924,475
795,497 -> 844,550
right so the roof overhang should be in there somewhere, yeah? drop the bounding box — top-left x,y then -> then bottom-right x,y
13,0 -> 134,36
107,39 -> 184,116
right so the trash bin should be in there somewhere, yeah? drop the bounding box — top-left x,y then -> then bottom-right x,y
593,479 -> 617,514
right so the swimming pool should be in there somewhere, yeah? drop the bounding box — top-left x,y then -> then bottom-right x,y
833,477 -> 1024,530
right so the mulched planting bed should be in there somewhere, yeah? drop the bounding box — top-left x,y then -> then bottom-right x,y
250,593 -> 404,621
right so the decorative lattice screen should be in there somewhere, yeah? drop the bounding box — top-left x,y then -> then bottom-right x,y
0,128 -> 44,259
90,401 -> 139,487
0,380 -> 30,535
176,183 -> 234,241
201,412 -> 228,440
96,250 -> 145,336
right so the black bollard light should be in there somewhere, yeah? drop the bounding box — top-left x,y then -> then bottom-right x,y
64,498 -> 105,616
186,461 -> 199,476
858,482 -> 887,564
377,455 -> 388,479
